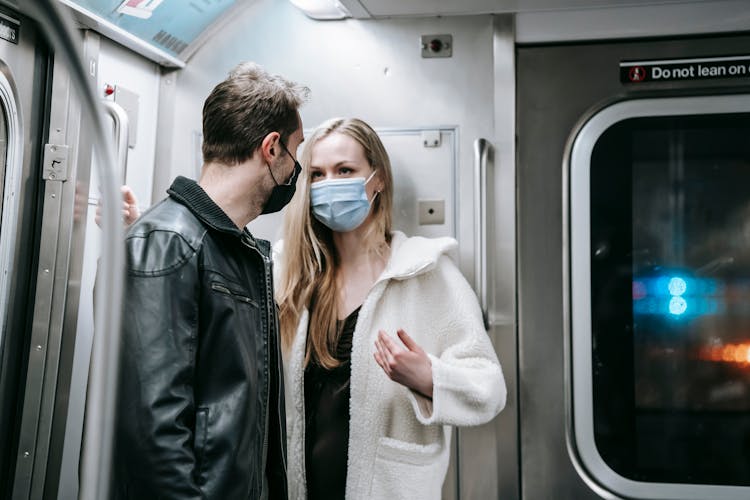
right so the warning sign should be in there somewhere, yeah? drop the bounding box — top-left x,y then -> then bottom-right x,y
620,55 -> 750,84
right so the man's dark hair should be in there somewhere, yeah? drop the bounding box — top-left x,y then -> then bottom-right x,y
202,62 -> 310,165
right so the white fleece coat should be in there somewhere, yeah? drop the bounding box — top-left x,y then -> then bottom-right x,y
277,231 -> 506,500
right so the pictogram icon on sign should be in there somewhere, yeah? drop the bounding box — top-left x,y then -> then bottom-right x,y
628,66 -> 647,82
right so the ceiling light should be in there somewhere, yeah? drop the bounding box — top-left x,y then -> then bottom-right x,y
289,0 -> 351,20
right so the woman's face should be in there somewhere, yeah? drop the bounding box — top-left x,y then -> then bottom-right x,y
309,132 -> 381,201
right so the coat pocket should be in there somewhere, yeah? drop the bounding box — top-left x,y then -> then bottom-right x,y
369,436 -> 446,500
210,282 -> 259,308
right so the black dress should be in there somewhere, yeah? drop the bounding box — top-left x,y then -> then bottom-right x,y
304,306 -> 360,500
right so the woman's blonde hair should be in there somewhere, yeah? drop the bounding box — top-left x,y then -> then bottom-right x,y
277,118 -> 394,368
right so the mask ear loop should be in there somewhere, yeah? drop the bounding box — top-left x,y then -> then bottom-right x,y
365,169 -> 380,204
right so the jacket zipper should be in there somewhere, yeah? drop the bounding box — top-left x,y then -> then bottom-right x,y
242,236 -> 273,498
244,236 -> 288,496
260,254 -> 271,498
262,253 -> 288,474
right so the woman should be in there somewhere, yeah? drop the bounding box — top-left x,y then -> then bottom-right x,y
275,118 -> 506,500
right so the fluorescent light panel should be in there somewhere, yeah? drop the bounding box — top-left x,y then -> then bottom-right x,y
289,0 -> 351,19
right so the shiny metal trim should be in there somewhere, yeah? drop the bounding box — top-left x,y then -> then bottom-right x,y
0,60 -> 23,373
473,137 -> 489,330
13,164 -> 67,500
490,14 -> 518,500
102,100 -> 130,183
569,94 -> 750,500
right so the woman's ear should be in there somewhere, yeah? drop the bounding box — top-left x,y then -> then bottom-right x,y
374,173 -> 385,193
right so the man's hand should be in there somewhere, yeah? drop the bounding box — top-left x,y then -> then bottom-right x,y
96,185 -> 141,227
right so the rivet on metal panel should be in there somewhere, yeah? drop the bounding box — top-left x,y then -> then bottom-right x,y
23,451 -> 30,458
35,345 -> 42,351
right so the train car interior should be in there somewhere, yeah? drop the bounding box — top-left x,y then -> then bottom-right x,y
0,0 -> 748,498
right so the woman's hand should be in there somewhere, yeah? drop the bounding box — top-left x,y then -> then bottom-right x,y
374,329 -> 433,398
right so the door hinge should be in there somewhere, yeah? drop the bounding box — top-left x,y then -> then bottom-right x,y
42,144 -> 69,181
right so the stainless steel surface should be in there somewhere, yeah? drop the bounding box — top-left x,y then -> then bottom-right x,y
14,137 -> 68,500
11,25 -> 95,500
489,14 -> 518,500
569,94 -> 750,500
518,33 -> 750,500
102,99 -> 130,182
474,137 -> 490,330
43,30 -> 98,500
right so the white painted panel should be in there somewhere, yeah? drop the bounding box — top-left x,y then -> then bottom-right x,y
380,128 -> 456,239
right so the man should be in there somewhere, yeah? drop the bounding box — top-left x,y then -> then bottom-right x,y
112,62 -> 308,500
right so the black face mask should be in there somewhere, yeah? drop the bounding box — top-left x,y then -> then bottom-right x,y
261,139 -> 301,214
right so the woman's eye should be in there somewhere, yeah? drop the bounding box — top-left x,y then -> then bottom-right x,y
339,167 -> 352,175
310,171 -> 322,179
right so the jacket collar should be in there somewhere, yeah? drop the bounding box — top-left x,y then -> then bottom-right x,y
167,176 -> 248,240
377,230 -> 458,282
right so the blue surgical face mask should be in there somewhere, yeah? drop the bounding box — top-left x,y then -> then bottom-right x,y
310,171 -> 377,232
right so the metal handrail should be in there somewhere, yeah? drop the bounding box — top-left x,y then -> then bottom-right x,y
102,99 -> 130,183
473,138 -> 490,330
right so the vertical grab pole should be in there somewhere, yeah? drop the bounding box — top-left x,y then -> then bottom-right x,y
474,138 -> 490,330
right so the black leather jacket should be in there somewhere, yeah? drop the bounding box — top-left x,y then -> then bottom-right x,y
112,177 -> 287,500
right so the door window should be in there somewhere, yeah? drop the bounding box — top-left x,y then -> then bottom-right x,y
571,95 -> 750,499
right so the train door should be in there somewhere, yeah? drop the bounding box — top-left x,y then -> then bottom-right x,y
9,25 -> 102,500
0,6 -> 52,498
517,33 -> 750,499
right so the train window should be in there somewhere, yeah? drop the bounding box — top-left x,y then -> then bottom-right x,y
0,68 -> 18,348
570,95 -> 750,499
